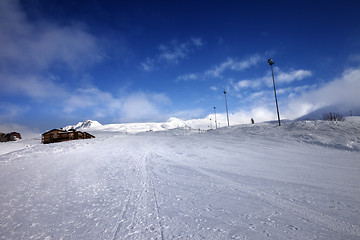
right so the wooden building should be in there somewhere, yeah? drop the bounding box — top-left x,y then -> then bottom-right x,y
0,132 -> 22,142
41,129 -> 95,144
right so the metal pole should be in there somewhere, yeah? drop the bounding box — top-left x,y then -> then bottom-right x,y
268,59 -> 281,126
213,106 -> 218,129
224,90 -> 230,126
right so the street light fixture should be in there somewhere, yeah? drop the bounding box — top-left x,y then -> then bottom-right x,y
268,58 -> 281,126
223,90 -> 230,126
213,106 -> 218,129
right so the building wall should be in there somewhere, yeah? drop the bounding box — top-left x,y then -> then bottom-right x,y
42,130 -> 94,144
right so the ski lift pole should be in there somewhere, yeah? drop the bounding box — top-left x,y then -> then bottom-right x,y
213,106 -> 218,129
224,90 -> 230,126
268,59 -> 281,126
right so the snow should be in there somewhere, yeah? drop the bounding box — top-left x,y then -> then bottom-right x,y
63,120 -> 102,131
1,118 -> 360,239
80,117 -> 189,134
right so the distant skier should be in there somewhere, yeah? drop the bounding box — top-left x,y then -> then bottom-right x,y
251,118 -> 254,124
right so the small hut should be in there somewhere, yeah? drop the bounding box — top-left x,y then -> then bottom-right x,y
41,129 -> 95,144
0,132 -> 22,142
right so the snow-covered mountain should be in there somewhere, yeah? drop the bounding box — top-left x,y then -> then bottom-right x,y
64,118 -> 189,134
63,120 -> 102,131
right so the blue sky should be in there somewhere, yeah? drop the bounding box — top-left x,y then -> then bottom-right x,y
1,0 -> 360,131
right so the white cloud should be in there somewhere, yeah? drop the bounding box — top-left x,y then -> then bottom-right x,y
205,55 -> 261,78
140,58 -> 155,72
64,87 -> 171,123
210,86 -> 218,91
215,68 -> 360,123
276,69 -> 312,84
233,79 -> 262,91
0,73 -> 68,100
231,107 -> 276,124
231,67 -> 312,92
176,54 -> 262,84
175,73 -> 199,82
0,0 -> 102,101
64,88 -> 119,113
140,37 -> 204,71
190,37 -> 204,47
248,91 -> 266,100
284,68 -> 360,119
0,0 -> 100,71
119,92 -> 171,122
277,84 -> 316,98
158,38 -> 203,63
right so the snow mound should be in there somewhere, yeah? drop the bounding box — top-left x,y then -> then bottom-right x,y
63,120 -> 102,131
161,117 -> 187,129
208,117 -> 360,152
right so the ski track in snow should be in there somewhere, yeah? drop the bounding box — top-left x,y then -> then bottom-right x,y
0,120 -> 360,239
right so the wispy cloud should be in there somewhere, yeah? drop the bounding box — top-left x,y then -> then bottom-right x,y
175,73 -> 199,82
140,37 -> 204,71
205,55 -> 261,78
158,37 -> 204,63
231,67 -> 312,91
140,58 -> 155,72
277,85 -> 316,98
175,54 -> 262,83
276,69 -> 312,84
232,79 -> 262,91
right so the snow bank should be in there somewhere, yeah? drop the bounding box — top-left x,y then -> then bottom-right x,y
210,117 -> 360,151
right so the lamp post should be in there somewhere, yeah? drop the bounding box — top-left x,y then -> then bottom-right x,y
213,106 -> 218,129
268,58 -> 281,126
223,90 -> 230,126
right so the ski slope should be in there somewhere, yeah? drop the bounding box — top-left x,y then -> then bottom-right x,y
0,119 -> 360,239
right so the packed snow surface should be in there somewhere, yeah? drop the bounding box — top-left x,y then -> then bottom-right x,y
1,118 -> 360,239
